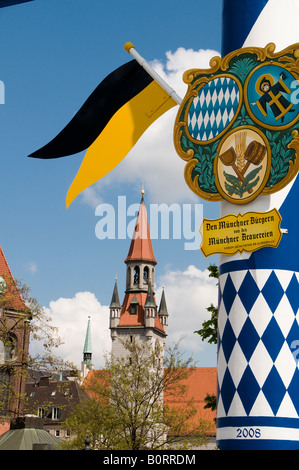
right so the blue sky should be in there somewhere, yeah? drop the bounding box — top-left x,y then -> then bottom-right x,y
0,0 -> 223,367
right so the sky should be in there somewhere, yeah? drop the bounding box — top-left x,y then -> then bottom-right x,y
0,0 -> 223,368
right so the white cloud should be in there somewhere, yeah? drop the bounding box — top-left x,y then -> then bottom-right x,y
156,265 -> 218,364
81,47 -> 220,206
31,292 -> 111,369
30,265 -> 218,371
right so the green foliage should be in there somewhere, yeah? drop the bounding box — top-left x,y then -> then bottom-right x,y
61,338 -> 213,450
230,57 -> 258,83
180,134 -> 218,194
194,265 -> 218,345
191,141 -> 218,194
224,166 -> 261,197
195,265 -> 219,418
204,393 -> 217,422
265,129 -> 296,187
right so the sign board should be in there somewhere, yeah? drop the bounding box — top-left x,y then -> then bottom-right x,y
174,43 -> 299,254
200,208 -> 282,257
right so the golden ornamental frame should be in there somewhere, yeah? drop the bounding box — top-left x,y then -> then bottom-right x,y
174,43 -> 299,204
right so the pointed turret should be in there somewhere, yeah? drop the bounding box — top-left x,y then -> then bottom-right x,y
83,316 -> 93,370
125,190 -> 157,266
144,279 -> 157,330
158,287 -> 169,334
110,278 -> 121,331
110,278 -> 121,308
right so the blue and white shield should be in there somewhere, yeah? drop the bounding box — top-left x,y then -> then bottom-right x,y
188,76 -> 241,142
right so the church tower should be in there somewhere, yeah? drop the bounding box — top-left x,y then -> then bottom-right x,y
83,316 -> 93,370
109,191 -> 168,359
79,316 -> 93,383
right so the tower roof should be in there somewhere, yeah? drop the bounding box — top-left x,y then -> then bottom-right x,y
144,280 -> 156,309
83,316 -> 92,354
118,291 -> 164,333
158,288 -> 169,316
110,279 -> 121,308
0,245 -> 27,311
124,192 -> 157,265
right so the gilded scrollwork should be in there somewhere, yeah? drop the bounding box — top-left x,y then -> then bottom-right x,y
174,42 -> 299,205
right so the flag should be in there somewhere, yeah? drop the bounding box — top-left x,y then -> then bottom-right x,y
28,60 -> 177,207
0,0 -> 33,7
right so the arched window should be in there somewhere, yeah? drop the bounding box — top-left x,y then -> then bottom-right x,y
143,266 -> 149,285
0,337 -> 15,364
0,340 -> 5,365
133,266 -> 140,285
0,337 -> 14,417
127,266 -> 131,286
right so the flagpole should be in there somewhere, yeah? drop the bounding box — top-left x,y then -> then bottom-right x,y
124,42 -> 182,105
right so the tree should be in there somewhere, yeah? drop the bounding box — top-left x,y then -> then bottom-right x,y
194,264 -> 218,345
61,338 -> 213,450
194,264 -> 219,415
0,276 -> 75,418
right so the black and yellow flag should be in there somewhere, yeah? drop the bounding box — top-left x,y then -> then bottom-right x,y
29,59 -> 177,207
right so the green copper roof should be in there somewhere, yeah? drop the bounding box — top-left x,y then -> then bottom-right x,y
83,316 -> 92,354
0,428 -> 61,450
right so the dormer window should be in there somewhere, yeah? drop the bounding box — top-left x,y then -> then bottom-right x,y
130,304 -> 137,315
130,295 -> 138,315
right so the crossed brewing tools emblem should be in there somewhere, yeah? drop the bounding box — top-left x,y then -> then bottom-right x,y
174,43 -> 299,205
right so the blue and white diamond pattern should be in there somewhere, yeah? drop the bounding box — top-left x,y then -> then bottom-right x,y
187,77 -> 240,142
217,269 -> 299,419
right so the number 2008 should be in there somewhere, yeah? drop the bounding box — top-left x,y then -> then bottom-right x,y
236,428 -> 261,438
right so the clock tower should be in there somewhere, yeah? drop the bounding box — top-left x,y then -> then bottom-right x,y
109,191 -> 168,360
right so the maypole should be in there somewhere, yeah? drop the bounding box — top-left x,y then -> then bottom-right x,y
216,0 -> 299,450
174,0 -> 299,450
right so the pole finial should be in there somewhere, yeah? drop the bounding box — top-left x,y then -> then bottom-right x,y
124,42 -> 135,53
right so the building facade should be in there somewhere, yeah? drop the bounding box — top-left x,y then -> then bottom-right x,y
109,191 -> 169,361
0,246 -> 31,420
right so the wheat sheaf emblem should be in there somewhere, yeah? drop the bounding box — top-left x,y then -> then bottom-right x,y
220,132 -> 266,198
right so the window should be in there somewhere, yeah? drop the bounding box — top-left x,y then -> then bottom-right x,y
130,295 -> 138,315
0,369 -> 10,416
143,266 -> 149,285
133,266 -> 140,284
0,337 -> 15,364
130,303 -> 137,315
51,407 -> 62,420
38,407 -> 46,418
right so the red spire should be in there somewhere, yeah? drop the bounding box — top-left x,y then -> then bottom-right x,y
124,192 -> 157,265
